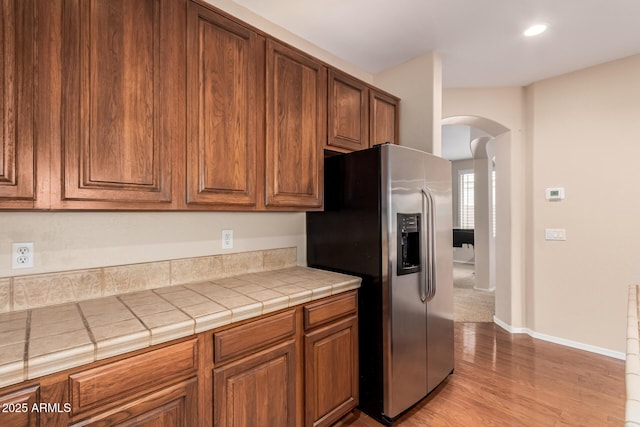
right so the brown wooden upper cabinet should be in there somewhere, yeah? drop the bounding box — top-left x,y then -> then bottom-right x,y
186,2 -> 263,209
326,70 -> 400,153
265,40 -> 326,209
0,0 -> 37,209
370,90 -> 400,146
54,0 -> 185,209
1,0 -> 399,212
327,70 -> 369,152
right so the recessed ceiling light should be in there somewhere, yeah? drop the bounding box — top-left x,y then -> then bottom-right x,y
524,24 -> 548,37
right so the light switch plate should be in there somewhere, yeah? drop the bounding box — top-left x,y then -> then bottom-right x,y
545,228 -> 566,241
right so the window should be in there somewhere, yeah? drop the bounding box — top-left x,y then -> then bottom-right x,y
459,170 -> 474,229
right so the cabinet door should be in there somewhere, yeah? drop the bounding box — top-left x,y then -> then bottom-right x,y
0,385 -> 40,427
214,340 -> 296,427
57,0 -> 184,208
0,0 -> 36,209
370,90 -> 400,146
265,40 -> 325,209
327,70 -> 368,152
304,316 -> 358,427
186,3 -> 262,208
69,378 -> 198,427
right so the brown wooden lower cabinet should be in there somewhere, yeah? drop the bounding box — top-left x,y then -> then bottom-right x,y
0,385 -> 40,427
68,378 -> 198,427
0,292 -> 358,427
211,309 -> 298,427
65,339 -> 198,427
213,340 -> 297,427
304,317 -> 358,427
303,292 -> 359,427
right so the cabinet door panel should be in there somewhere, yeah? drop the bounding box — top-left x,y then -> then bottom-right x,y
69,378 -> 198,427
265,40 -> 325,209
0,0 -> 36,208
0,385 -> 40,427
370,90 -> 399,146
305,316 -> 358,427
59,0 -> 183,207
186,4 -> 261,207
214,340 -> 296,427
327,70 -> 368,152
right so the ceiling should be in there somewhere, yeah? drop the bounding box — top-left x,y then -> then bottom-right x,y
231,0 -> 640,88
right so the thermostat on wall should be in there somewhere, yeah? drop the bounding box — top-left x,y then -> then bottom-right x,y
545,187 -> 565,201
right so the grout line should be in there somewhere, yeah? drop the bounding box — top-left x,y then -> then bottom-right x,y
23,310 -> 31,380
117,296 -> 152,335
9,278 -> 14,313
76,303 -> 97,360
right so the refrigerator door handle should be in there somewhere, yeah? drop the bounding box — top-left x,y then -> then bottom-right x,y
421,187 -> 437,302
420,189 -> 429,302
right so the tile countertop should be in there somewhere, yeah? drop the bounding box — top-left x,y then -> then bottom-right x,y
627,285 -> 640,426
0,266 -> 361,388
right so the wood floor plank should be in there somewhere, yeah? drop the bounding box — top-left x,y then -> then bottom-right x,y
334,322 -> 624,426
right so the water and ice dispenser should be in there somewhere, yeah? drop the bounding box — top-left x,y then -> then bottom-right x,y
397,213 -> 422,275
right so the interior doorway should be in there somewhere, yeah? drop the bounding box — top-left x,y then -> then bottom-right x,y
441,116 -> 510,324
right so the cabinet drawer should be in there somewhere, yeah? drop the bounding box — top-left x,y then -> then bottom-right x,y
69,339 -> 198,415
214,309 -> 296,365
0,385 -> 40,427
304,291 -> 357,330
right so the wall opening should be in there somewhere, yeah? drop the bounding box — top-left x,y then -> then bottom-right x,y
442,115 -> 511,325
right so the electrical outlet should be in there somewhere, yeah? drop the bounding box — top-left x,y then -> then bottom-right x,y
222,230 -> 233,249
12,242 -> 34,269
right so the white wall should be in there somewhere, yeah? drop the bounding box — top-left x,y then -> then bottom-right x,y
445,55 -> 640,355
526,54 -> 640,354
473,156 -> 490,291
374,52 -> 442,155
494,132 -> 514,327
0,212 -> 306,278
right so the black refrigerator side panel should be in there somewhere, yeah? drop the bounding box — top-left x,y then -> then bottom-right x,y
307,149 -> 381,277
306,147 -> 385,417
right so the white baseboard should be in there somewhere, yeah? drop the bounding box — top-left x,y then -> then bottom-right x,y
474,286 -> 496,292
493,316 -> 527,334
492,316 -> 625,360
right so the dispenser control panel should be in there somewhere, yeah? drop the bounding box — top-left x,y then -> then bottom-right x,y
397,213 -> 422,276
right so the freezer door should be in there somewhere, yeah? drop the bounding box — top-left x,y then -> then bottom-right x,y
382,145 -> 454,418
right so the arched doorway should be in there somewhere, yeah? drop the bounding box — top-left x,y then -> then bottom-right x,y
442,115 -> 513,327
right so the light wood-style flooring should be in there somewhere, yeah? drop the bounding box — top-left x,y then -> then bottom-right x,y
335,322 -> 625,426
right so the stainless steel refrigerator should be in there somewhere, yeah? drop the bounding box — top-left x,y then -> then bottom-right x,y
307,144 -> 454,424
